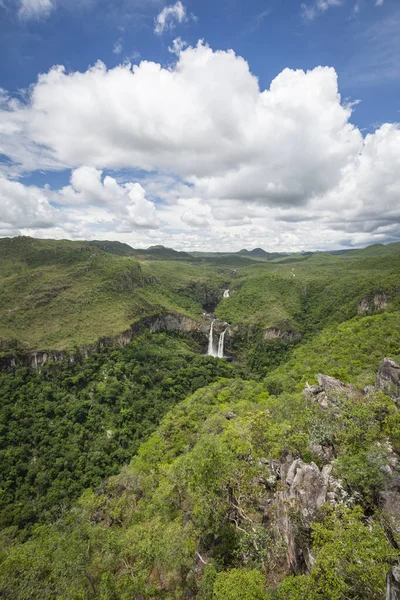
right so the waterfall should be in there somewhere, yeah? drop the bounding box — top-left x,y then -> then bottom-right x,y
208,320 -> 217,357
217,327 -> 228,358
208,321 -> 228,358
223,289 -> 230,298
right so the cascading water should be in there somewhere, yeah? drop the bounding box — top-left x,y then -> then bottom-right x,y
208,320 -> 217,357
217,327 -> 228,358
208,321 -> 228,358
223,289 -> 230,298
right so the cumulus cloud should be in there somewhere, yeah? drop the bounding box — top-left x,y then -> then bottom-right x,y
0,168 -> 161,238
59,166 -> 162,229
0,44 -> 362,209
0,176 -> 61,231
1,41 -> 400,250
181,209 -> 210,229
154,1 -> 187,34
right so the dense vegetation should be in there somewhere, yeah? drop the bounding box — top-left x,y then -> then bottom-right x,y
0,237 -> 232,351
0,333 -> 233,530
0,237 -> 400,599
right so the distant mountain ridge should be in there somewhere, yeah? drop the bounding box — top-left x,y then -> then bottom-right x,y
238,247 -> 285,260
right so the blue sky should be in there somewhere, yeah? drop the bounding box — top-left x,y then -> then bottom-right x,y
0,0 -> 399,251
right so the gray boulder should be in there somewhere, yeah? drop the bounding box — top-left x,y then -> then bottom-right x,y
387,566 -> 400,600
303,374 -> 354,408
274,455 -> 351,574
376,358 -> 400,404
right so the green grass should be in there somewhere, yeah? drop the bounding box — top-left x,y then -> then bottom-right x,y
216,246 -> 400,334
265,310 -> 400,391
0,238 -> 231,352
1,236 -> 400,354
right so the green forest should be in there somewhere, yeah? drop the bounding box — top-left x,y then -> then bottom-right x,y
0,237 -> 399,599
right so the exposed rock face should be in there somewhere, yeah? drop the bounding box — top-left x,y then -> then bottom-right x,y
273,454 -> 352,573
0,311 -> 210,372
284,459 -> 332,512
149,313 -> 209,335
381,475 -> 400,545
211,319 -> 230,337
0,355 -> 18,371
303,374 -> 355,408
310,443 -> 335,464
0,350 -> 69,372
317,374 -> 353,393
263,327 -> 301,342
387,566 -> 400,600
376,358 -> 400,404
178,282 -> 229,314
357,292 -> 389,314
379,441 -> 400,545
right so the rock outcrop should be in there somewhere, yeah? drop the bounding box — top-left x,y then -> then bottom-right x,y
357,292 -> 389,314
272,453 -> 352,573
263,327 -> 302,342
376,358 -> 400,405
387,566 -> 400,600
0,350 -> 69,372
177,282 -> 229,314
0,311 -> 210,372
149,313 -> 209,335
303,374 -> 355,408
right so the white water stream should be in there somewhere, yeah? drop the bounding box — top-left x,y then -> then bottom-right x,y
208,320 -> 228,358
208,320 -> 216,357
217,327 -> 228,358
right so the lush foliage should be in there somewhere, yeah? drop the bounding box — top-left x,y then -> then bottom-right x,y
1,370 -> 398,598
0,236 -> 233,351
0,333 -> 233,529
274,506 -> 397,600
1,239 -> 400,599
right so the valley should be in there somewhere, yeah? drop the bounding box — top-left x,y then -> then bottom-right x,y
0,237 -> 400,599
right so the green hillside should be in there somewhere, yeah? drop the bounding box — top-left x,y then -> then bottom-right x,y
216,247 -> 400,331
1,237 -> 400,600
1,237 -> 400,356
0,237 -> 230,352
1,303 -> 399,598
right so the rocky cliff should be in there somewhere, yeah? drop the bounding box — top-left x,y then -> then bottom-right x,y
387,566 -> 400,600
263,327 -> 302,342
0,311 -> 210,372
377,358 -> 400,406
357,292 -> 390,314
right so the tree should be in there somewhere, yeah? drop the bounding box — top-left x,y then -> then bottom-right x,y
214,569 -> 266,600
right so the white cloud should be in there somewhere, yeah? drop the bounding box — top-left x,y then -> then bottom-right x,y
113,38 -> 123,55
154,1 -> 187,35
168,37 -> 186,55
301,0 -> 342,21
0,168 -> 161,238
181,209 -> 210,229
18,0 -> 54,19
59,166 -> 161,229
301,0 -> 383,20
1,41 -> 400,250
0,176 -> 61,231
0,44 -> 362,207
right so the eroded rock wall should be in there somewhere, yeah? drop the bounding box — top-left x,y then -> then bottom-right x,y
0,311 -> 210,372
